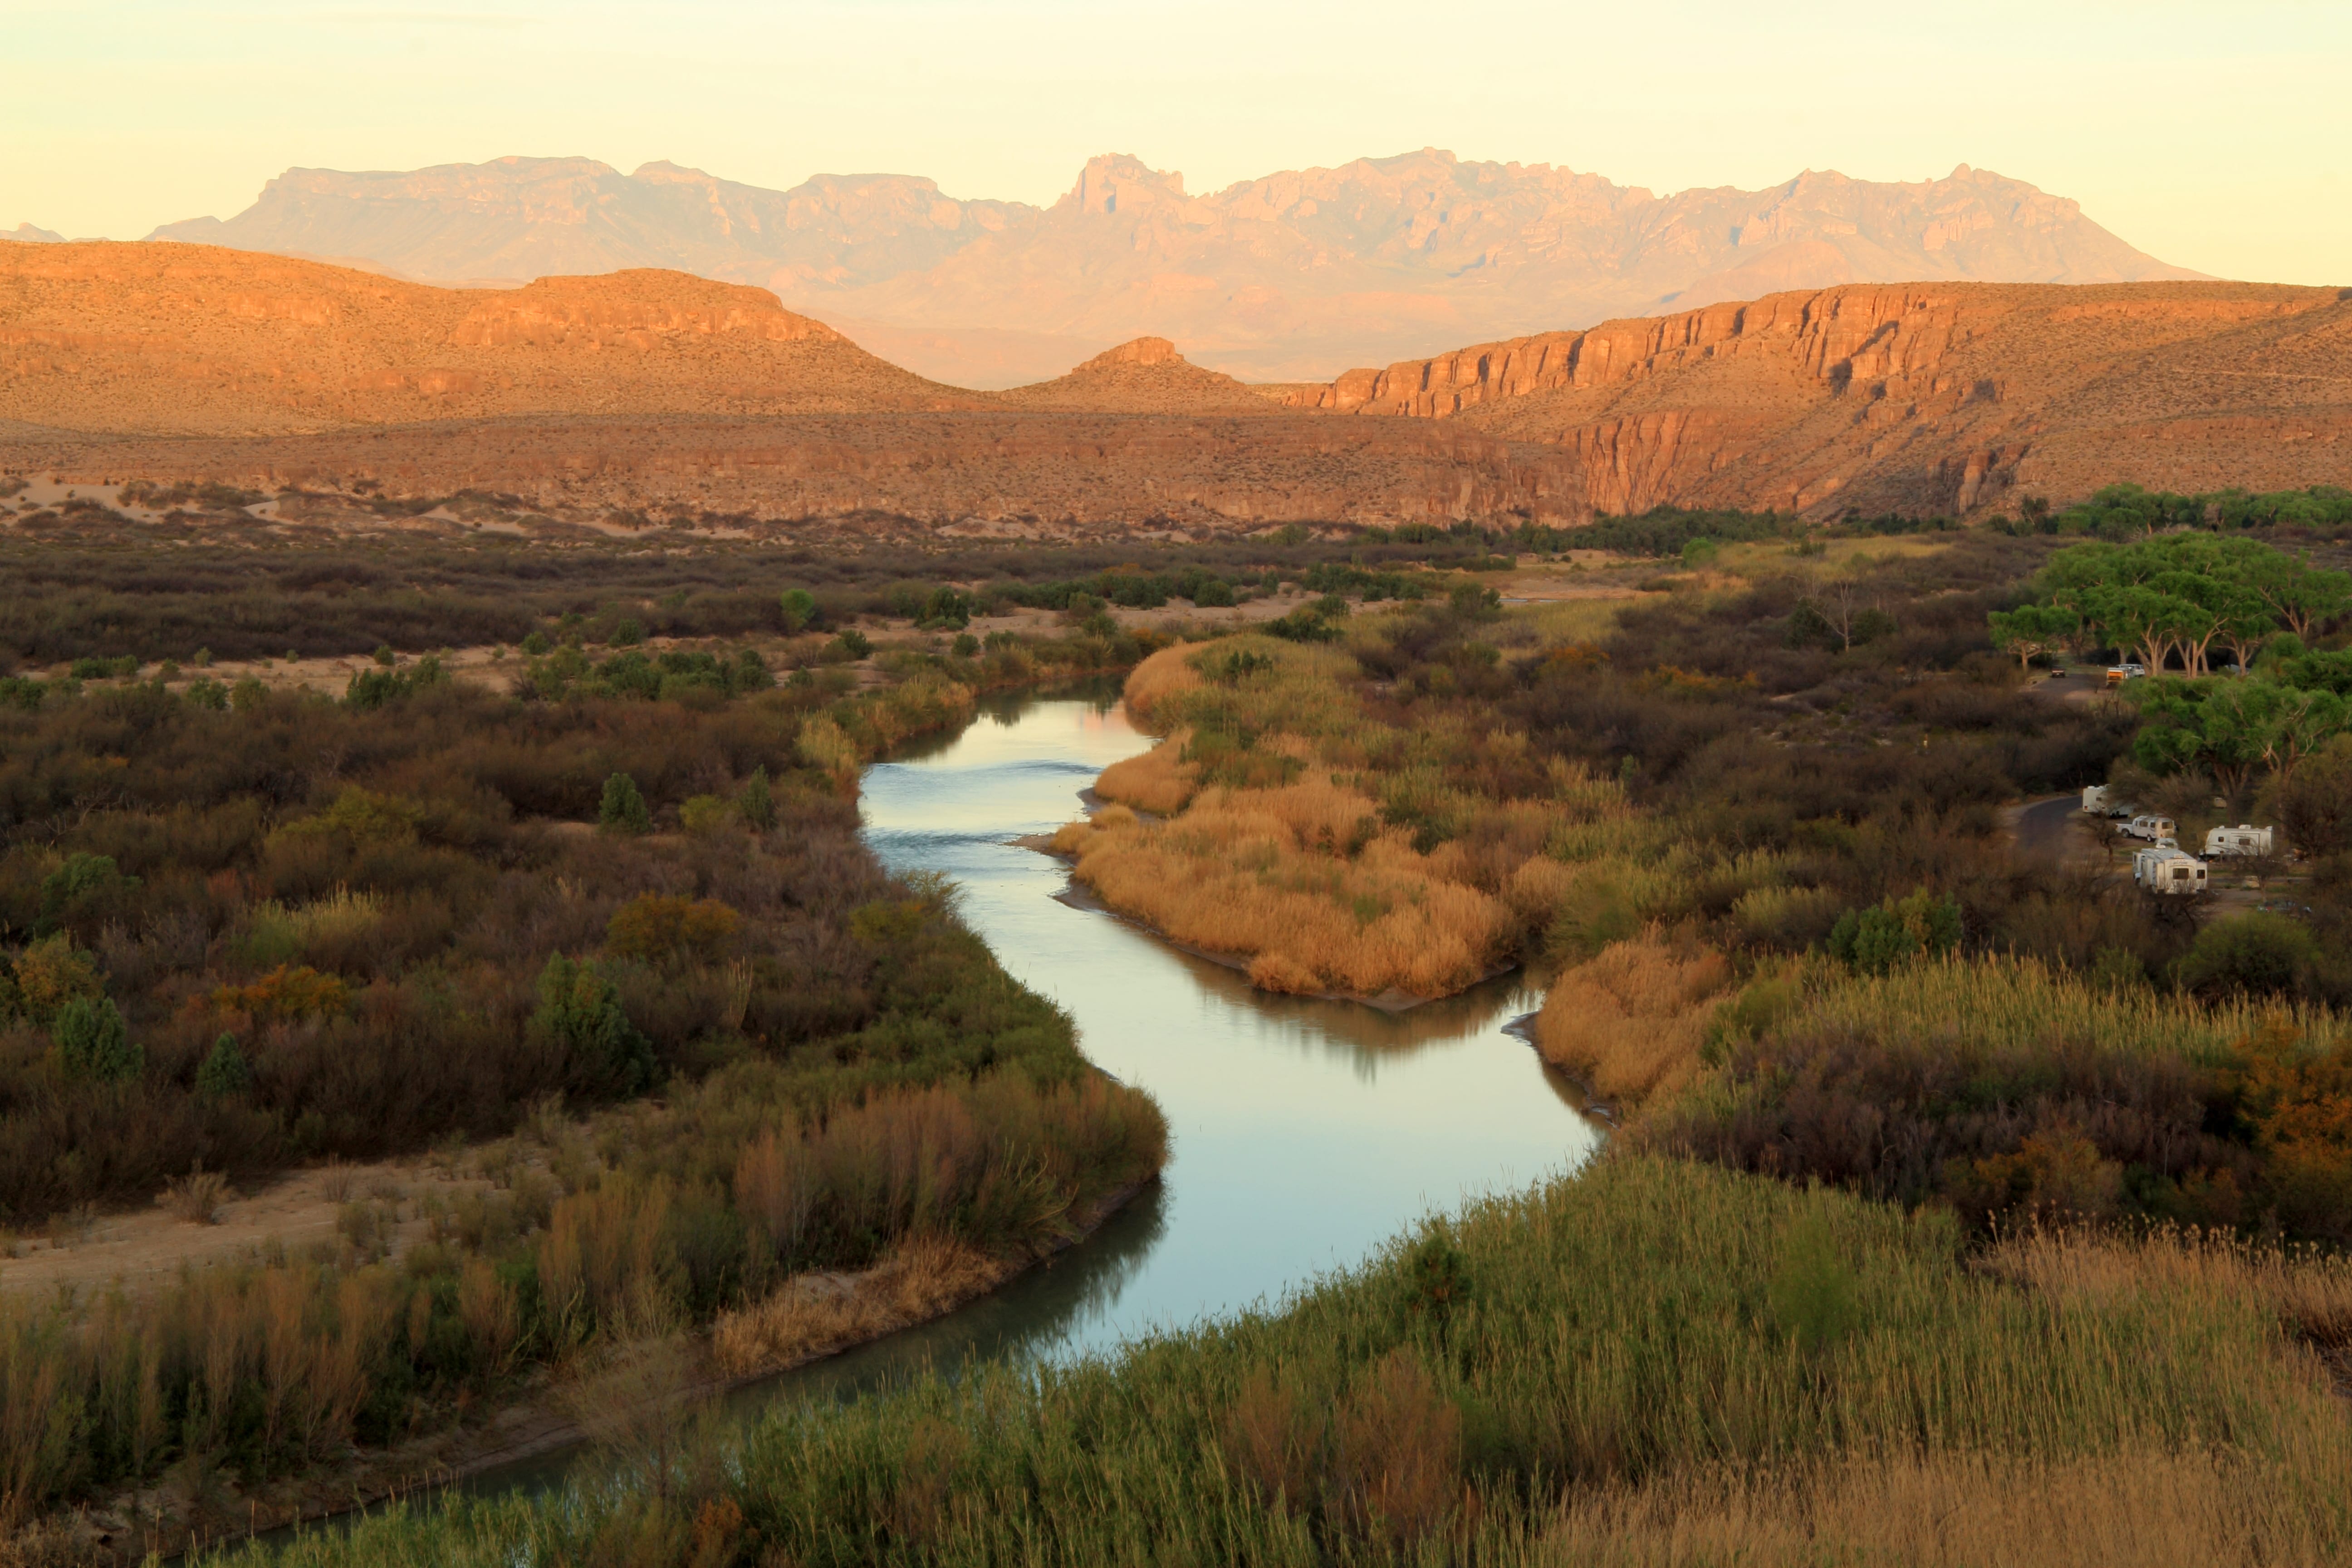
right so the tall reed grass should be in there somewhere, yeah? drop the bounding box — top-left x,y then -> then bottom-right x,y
221,1152 -> 2352,1568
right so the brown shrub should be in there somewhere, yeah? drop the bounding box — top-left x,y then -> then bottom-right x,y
1535,935 -> 1734,1101
1329,1349 -> 1460,1549
1221,1368 -> 1322,1510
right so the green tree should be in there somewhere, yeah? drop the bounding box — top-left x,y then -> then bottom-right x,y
54,996 -> 141,1082
736,765 -> 776,831
195,1033 -> 252,1098
598,773 -> 652,835
1986,602 -> 2076,670
779,588 -> 819,633
533,955 -> 657,1093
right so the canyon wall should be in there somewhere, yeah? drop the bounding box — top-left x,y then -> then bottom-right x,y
1274,282 -> 2352,516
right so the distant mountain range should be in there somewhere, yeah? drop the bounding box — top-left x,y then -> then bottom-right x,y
145,151 -> 2200,385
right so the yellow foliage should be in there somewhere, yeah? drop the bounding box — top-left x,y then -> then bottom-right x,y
1536,936 -> 1734,1101
1094,733 -> 1196,814
1063,770 -> 1516,999
1121,644 -> 1204,726
605,895 -> 740,964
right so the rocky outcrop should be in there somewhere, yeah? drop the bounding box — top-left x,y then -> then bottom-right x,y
146,150 -> 2199,385
1267,281 -> 2352,518
994,337 -> 1279,414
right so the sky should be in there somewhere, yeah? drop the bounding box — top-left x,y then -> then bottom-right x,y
4,0 -> 2348,284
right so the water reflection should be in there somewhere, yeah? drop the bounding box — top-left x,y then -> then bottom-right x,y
437,687 -> 1598,1511
858,693 -> 1601,1351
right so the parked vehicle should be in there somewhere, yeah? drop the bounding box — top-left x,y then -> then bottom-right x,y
2134,843 -> 2208,895
2204,824 -> 2276,858
2125,813 -> 2177,842
2105,666 -> 2129,687
2081,786 -> 2130,816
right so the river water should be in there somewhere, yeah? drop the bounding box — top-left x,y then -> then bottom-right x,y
465,687 -> 1601,1494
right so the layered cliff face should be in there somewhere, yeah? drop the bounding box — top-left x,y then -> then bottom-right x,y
148,150 -> 2197,384
1274,282 -> 2352,516
0,243 -> 982,434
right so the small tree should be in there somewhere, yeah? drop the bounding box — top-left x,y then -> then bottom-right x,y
736,765 -> 775,831
54,996 -> 141,1082
534,955 -> 657,1093
779,588 -> 818,634
599,773 -> 652,835
195,1033 -> 252,1099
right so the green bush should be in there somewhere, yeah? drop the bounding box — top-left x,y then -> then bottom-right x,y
195,1033 -> 252,1099
598,772 -> 652,835
736,766 -> 775,831
53,996 -> 140,1082
532,955 -> 657,1093
2175,913 -> 2320,999
779,587 -> 818,633
1828,890 -> 1962,975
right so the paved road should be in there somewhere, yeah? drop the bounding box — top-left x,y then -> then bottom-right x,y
2015,794 -> 2089,862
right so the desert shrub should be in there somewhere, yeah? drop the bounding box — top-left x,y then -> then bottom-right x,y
598,773 -> 652,836
52,996 -> 138,1081
1826,889 -> 1962,975
2175,913 -> 2322,1000
194,1033 -> 251,1099
533,955 -> 658,1094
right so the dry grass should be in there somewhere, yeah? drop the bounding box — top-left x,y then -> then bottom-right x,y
1535,935 -> 1734,1100
1093,731 -> 1196,814
710,1238 -> 1008,1379
159,1166 -> 232,1226
1534,1440 -> 2352,1568
1799,952 -> 2350,1063
1121,644 -> 1204,725
1982,1223 -> 2352,1354
1059,772 -> 1519,998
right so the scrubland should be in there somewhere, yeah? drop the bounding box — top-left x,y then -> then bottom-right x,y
0,589 -> 1171,1549
10,509 -> 2352,1564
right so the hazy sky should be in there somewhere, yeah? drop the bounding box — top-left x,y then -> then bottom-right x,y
5,0 -> 2347,284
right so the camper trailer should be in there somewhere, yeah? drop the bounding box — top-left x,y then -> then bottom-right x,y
2204,824 -> 2277,858
2134,843 -> 2208,895
2082,786 -> 2129,816
2125,813 -> 2177,843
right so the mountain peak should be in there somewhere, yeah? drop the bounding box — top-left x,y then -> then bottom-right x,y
1060,155 -> 1188,216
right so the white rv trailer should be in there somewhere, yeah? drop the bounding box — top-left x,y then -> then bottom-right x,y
2133,843 -> 2208,895
2204,824 -> 2277,858
2081,786 -> 2130,816
2125,813 -> 2177,843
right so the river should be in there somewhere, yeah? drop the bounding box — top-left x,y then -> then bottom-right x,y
462,686 -> 1602,1495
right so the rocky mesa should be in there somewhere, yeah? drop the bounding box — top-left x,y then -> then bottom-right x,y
1274,281 -> 2352,517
